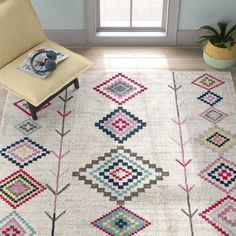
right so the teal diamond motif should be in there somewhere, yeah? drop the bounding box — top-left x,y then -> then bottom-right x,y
89,152 -> 152,198
0,211 -> 36,235
91,206 -> 151,236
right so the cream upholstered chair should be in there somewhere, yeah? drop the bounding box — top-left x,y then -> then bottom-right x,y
0,0 -> 92,120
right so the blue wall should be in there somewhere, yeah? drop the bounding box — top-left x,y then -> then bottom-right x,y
32,0 -> 236,30
32,0 -> 85,30
179,0 -> 236,30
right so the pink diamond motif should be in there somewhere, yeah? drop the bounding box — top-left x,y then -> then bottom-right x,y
112,118 -> 130,131
0,169 -> 46,209
192,73 -> 225,90
218,205 -> 236,227
94,73 -> 147,105
200,196 -> 236,236
110,167 -> 132,181
13,99 -> 51,116
198,157 -> 236,194
7,181 -> 29,197
8,143 -> 40,162
200,107 -> 228,124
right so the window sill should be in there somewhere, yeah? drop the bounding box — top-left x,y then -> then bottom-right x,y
96,31 -> 167,38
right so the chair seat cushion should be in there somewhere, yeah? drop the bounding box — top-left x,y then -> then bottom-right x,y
0,40 -> 93,106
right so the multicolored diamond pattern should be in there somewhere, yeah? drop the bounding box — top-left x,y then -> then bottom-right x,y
197,126 -> 236,154
199,195 -> 236,236
192,73 -> 225,90
93,73 -> 147,105
13,99 -> 51,116
198,157 -> 236,194
16,118 -> 42,136
199,107 -> 228,124
197,91 -> 223,107
0,169 -> 46,209
0,137 -> 50,168
95,107 -> 146,143
73,146 -> 169,205
91,206 -> 151,236
0,211 -> 36,235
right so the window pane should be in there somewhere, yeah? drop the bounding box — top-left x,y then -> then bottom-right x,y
100,0 -> 130,27
132,0 -> 163,27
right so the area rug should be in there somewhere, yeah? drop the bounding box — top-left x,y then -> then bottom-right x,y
0,71 -> 236,236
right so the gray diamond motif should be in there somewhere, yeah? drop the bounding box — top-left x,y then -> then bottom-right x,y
200,107 -> 228,124
73,146 -> 169,205
109,82 -> 132,95
206,110 -> 223,120
16,118 -> 41,136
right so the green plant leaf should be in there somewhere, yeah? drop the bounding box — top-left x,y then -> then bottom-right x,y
224,41 -> 232,50
196,35 -> 218,45
195,37 -> 212,45
199,25 -> 220,38
197,36 -> 213,40
218,22 -> 228,39
196,39 -> 208,45
225,25 -> 236,39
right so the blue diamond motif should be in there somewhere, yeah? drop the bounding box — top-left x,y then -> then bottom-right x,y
208,162 -> 236,187
197,91 -> 223,107
92,206 -> 151,236
95,107 -> 146,143
0,137 -> 50,168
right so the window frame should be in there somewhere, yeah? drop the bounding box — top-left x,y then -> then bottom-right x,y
86,0 -> 180,45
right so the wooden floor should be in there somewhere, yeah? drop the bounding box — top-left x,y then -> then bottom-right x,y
1,46 -> 236,122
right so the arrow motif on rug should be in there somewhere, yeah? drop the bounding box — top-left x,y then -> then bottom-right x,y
45,89 -> 72,236
55,129 -> 71,137
49,169 -> 69,178
45,210 -> 67,222
59,95 -> 73,103
176,159 -> 192,167
46,183 -> 70,196
169,73 -> 198,236
181,209 -> 198,218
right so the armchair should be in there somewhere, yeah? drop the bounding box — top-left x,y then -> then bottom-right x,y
0,0 -> 92,120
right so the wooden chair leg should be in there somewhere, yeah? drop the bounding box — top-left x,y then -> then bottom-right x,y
27,102 -> 38,120
73,78 -> 79,89
25,79 -> 78,121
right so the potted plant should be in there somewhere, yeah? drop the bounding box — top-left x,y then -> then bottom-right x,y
197,22 -> 236,69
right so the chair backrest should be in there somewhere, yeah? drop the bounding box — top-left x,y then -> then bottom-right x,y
0,0 -> 46,68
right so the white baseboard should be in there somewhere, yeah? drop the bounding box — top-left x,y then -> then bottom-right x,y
177,30 -> 203,46
44,30 -> 86,46
44,29 -> 202,46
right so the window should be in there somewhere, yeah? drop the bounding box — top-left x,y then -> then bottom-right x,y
86,0 -> 180,45
99,0 -> 167,31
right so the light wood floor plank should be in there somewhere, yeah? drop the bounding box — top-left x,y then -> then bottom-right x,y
1,47 -> 236,123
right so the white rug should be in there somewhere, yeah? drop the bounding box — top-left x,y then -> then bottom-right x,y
0,71 -> 236,236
